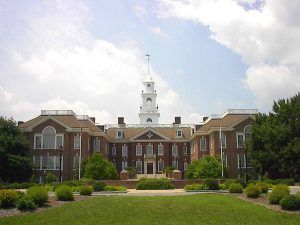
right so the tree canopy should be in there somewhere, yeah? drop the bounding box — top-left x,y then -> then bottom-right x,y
84,153 -> 118,180
249,93 -> 300,179
185,156 -> 222,179
0,117 -> 33,182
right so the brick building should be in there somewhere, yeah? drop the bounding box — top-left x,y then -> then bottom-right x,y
18,73 -> 257,182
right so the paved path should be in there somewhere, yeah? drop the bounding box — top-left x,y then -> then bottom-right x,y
290,186 -> 300,194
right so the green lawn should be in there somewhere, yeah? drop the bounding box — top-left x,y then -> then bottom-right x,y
0,194 -> 299,225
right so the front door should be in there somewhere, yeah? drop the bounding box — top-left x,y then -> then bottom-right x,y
147,163 -> 153,174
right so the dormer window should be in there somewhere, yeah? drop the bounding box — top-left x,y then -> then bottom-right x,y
117,130 -> 124,139
176,130 -> 182,138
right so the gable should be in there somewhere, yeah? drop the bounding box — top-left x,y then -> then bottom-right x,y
130,129 -> 171,142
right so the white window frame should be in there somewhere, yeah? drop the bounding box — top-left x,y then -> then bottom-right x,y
158,143 -> 164,155
184,161 -> 188,171
122,160 -> 128,170
34,135 -> 42,149
221,135 -> 227,148
222,154 -> 228,168
74,135 -> 80,149
136,144 -> 142,156
146,144 -> 153,156
236,133 -> 245,148
158,160 -> 164,172
183,144 -> 188,154
237,154 -> 246,168
176,130 -> 182,138
200,138 -> 206,151
122,145 -> 128,157
172,144 -> 178,156
112,146 -> 116,156
94,138 -> 101,152
55,134 -> 64,149
117,130 -> 124,139
136,160 -> 142,173
172,160 -> 178,169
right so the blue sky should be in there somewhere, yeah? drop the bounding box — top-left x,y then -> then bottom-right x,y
0,0 -> 299,124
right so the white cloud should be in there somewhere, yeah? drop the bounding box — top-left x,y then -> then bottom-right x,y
159,0 -> 300,110
148,26 -> 168,38
0,0 -> 201,124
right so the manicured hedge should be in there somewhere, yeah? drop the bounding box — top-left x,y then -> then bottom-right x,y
136,179 -> 174,190
0,182 -> 37,190
56,185 -> 74,201
279,195 -> 300,210
203,178 -> 219,190
255,182 -> 269,193
184,184 -> 204,191
27,186 -> 48,206
264,179 -> 294,186
16,196 -> 37,210
104,186 -> 127,192
228,183 -> 243,193
223,179 -> 246,189
245,184 -> 261,198
0,189 -> 18,208
93,181 -> 107,191
268,184 -> 290,204
80,186 -> 93,196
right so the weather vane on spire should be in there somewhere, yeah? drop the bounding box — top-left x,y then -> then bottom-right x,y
146,54 -> 150,75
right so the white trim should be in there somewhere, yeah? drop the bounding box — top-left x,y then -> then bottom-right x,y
236,132 -> 245,148
200,137 -> 206,151
129,128 -> 171,142
158,143 -> 164,155
34,134 -> 42,149
183,145 -> 188,154
74,135 -> 80,149
136,143 -> 142,156
237,154 -> 246,168
176,129 -> 183,138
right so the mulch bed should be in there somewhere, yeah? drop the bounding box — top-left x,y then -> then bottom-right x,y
0,195 -> 93,218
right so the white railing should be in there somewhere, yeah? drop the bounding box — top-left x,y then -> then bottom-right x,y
105,124 -> 194,128
41,110 -> 76,116
224,109 -> 258,116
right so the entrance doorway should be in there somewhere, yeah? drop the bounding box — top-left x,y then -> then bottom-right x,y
147,163 -> 153,174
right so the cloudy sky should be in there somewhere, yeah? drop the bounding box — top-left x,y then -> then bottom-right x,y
1,0 -> 299,124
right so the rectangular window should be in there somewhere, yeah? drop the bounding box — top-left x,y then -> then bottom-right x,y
200,138 -> 206,151
122,161 -> 128,170
136,144 -> 142,156
122,145 -> 128,157
176,130 -> 182,138
184,162 -> 188,171
183,145 -> 188,154
34,135 -> 42,149
117,130 -> 124,139
48,156 -> 55,170
158,144 -> 164,155
55,156 -> 62,170
74,135 -> 80,149
220,135 -> 226,148
222,154 -> 228,168
41,156 -> 48,169
236,133 -> 244,148
73,154 -> 79,169
33,155 -> 41,169
158,160 -> 164,172
172,160 -> 178,169
146,144 -> 153,156
172,144 -> 178,156
56,135 -> 63,149
237,154 -> 246,168
94,138 -> 100,152
111,147 -> 116,156
136,160 -> 142,173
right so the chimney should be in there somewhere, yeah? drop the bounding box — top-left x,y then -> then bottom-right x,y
203,117 -> 209,122
18,121 -> 24,126
118,117 -> 125,125
174,117 -> 181,124
90,117 -> 95,123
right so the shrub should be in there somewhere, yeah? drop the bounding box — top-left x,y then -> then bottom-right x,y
229,183 -> 243,193
56,185 -> 74,201
16,190 -> 26,199
203,178 -> 219,190
255,182 -> 269,193
224,180 -> 234,189
184,184 -> 204,191
93,181 -> 107,192
279,195 -> 300,210
245,184 -> 261,198
136,179 -> 174,190
0,190 -> 18,208
219,184 -> 226,190
27,186 -> 48,206
7,182 -> 37,189
104,186 -> 127,192
16,196 -> 37,211
268,184 -> 290,204
264,179 -> 294,186
79,186 -> 93,195
45,172 -> 57,184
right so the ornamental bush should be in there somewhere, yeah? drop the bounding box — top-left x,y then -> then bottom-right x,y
245,184 -> 261,198
79,186 -> 93,196
136,179 -> 174,190
279,195 -> 300,210
268,184 -> 290,204
203,178 -> 219,190
27,186 -> 48,206
16,196 -> 37,211
56,185 -> 74,201
7,182 -> 37,189
228,183 -> 243,193
184,183 -> 204,191
45,172 -> 57,184
93,181 -> 107,192
104,186 -> 127,191
0,189 -> 18,208
255,182 -> 269,193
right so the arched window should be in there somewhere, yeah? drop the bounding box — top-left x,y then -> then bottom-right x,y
42,126 -> 56,149
146,97 -> 152,108
146,118 -> 152,123
244,125 -> 252,143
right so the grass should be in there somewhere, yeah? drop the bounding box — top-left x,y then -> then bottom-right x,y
0,194 -> 299,225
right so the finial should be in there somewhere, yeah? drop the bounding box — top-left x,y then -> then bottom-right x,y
146,54 -> 150,75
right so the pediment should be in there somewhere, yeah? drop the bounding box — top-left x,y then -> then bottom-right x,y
130,128 -> 170,142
